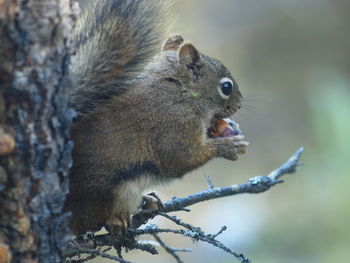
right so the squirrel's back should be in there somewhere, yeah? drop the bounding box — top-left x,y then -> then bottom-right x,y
70,0 -> 173,114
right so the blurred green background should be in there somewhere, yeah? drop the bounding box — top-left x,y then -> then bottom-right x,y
97,0 -> 350,262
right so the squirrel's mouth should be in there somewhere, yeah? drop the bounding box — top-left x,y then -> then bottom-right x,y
207,106 -> 241,138
207,117 -> 241,138
210,105 -> 238,125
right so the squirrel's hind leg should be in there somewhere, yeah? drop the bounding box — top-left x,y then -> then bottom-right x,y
105,213 -> 131,235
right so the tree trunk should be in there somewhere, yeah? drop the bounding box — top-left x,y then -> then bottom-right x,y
0,1 -> 77,262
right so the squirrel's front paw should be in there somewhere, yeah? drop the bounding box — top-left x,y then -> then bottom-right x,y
214,135 -> 249,161
141,192 -> 164,211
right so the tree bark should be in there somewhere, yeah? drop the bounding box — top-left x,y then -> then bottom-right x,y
0,1 -> 77,262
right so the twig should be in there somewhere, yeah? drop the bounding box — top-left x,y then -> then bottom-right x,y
127,241 -> 158,255
204,175 -> 214,189
211,226 -> 227,239
266,147 -> 304,181
157,212 -> 203,233
67,248 -> 112,263
152,234 -> 186,263
201,167 -> 214,189
157,212 -> 248,262
65,246 -> 133,263
134,224 -> 250,263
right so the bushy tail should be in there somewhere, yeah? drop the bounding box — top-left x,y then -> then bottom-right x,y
70,0 -> 173,114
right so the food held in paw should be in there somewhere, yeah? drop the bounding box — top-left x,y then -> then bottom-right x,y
208,118 -> 241,138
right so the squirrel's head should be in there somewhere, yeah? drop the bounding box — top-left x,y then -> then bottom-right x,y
162,35 -> 242,125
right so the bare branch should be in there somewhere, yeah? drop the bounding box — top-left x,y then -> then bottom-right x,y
157,212 -> 249,262
160,147 -> 304,214
152,234 -> 186,263
134,223 -> 250,263
65,246 -> 133,263
211,226 -> 227,239
157,212 -> 203,232
66,248 -> 112,263
267,147 -> 304,181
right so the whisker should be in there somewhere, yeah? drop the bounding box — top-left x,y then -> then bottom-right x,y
241,103 -> 257,110
241,96 -> 271,103
240,106 -> 258,114
234,111 -> 248,120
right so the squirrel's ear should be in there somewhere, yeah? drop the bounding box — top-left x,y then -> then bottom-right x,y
162,35 -> 184,51
178,43 -> 202,76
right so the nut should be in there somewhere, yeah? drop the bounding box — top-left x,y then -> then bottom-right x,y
208,119 -> 241,138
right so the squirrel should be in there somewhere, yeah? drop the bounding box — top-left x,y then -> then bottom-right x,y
64,0 -> 249,235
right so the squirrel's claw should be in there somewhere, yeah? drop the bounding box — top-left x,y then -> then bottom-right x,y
141,192 -> 164,211
106,214 -> 131,235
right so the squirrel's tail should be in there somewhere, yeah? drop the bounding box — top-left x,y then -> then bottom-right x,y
70,0 -> 173,114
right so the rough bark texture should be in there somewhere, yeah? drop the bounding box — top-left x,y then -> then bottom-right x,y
0,0 -> 77,262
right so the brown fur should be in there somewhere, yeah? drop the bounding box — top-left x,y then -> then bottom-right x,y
64,0 -> 248,235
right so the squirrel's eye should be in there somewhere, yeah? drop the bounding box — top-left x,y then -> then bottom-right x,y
221,82 -> 233,95
217,77 -> 234,99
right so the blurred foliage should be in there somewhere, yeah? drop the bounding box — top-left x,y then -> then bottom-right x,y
95,0 -> 350,262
